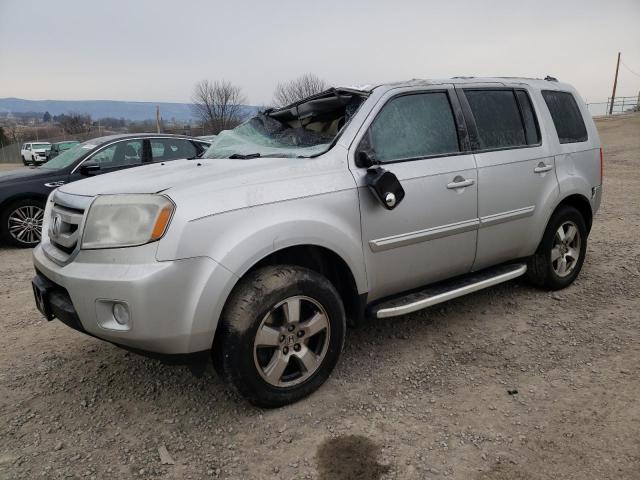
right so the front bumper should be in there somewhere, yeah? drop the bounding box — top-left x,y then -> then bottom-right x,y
32,242 -> 236,354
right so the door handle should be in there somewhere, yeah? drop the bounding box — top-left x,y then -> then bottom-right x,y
534,164 -> 553,174
447,177 -> 475,189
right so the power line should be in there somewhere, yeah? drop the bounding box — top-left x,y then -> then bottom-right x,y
620,60 -> 640,78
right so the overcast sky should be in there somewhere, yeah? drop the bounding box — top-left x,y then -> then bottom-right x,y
1,0 -> 639,105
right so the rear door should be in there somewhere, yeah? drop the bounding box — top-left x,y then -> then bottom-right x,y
457,85 -> 559,270
351,86 -> 479,301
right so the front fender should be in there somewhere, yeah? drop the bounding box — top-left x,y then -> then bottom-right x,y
155,189 -> 367,340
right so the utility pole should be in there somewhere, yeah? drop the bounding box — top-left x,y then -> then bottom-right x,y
156,106 -> 161,133
609,52 -> 621,115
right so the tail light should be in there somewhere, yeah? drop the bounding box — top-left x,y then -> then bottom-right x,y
599,147 -> 603,185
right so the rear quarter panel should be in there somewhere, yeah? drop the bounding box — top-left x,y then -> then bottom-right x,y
541,84 -> 602,213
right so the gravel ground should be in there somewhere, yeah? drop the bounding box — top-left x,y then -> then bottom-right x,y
0,115 -> 639,480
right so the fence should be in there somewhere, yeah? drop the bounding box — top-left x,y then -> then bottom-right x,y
586,95 -> 640,117
0,143 -> 21,164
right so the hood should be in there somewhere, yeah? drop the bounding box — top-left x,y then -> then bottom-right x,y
58,153 -> 354,219
0,167 -> 56,184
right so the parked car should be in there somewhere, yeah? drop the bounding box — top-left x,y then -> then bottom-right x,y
32,78 -> 602,407
21,142 -> 51,165
1,134 -> 210,247
47,141 -> 80,160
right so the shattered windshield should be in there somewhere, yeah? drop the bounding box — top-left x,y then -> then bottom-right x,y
203,115 -> 334,159
203,89 -> 366,159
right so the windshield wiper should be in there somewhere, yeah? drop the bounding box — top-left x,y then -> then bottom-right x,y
229,153 -> 261,159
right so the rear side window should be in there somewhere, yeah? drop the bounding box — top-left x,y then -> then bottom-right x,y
151,138 -> 197,161
368,92 -> 460,162
465,90 -> 527,150
541,91 -> 588,144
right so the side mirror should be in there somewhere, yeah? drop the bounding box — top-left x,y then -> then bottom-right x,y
355,149 -> 376,168
365,167 -> 405,210
79,159 -> 101,176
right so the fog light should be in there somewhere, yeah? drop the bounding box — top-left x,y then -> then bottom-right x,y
112,302 -> 130,325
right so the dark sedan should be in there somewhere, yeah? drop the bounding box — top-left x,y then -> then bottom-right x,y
0,134 -> 211,247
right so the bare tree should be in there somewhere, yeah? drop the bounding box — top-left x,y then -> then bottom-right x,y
56,113 -> 91,134
191,80 -> 247,134
272,73 -> 329,108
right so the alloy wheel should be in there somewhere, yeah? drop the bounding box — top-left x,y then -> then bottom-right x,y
253,295 -> 330,388
551,220 -> 581,278
8,205 -> 44,246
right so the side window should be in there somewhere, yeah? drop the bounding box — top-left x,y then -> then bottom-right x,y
515,90 -> 541,145
541,91 -> 588,144
150,138 -> 197,162
89,140 -> 144,169
367,92 -> 460,162
465,90 -> 526,150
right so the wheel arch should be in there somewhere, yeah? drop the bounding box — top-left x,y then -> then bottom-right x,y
533,192 -> 593,253
246,244 -> 365,325
556,193 -> 593,233
208,242 -> 365,355
0,192 -> 48,213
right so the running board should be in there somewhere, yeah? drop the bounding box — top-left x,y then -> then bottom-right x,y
372,263 -> 527,319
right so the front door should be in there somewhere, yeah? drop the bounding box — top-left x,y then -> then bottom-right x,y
70,139 -> 150,181
351,87 -> 479,302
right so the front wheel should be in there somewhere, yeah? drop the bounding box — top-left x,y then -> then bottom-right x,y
526,205 -> 587,290
216,265 -> 346,408
1,199 -> 45,248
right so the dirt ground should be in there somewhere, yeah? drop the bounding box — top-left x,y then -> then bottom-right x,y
1,115 -> 639,480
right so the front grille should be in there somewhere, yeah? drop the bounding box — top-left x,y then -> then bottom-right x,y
42,190 -> 93,265
49,204 -> 84,254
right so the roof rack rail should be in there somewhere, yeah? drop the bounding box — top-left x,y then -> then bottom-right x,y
544,76 -> 558,82
451,76 -> 475,79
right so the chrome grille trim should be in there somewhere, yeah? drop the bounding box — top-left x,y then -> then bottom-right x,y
53,190 -> 93,211
49,205 -> 82,249
42,191 -> 94,266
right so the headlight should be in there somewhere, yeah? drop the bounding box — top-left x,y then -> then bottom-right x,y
41,191 -> 56,240
81,194 -> 175,249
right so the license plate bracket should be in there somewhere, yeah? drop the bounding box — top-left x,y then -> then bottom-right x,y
32,275 -> 55,321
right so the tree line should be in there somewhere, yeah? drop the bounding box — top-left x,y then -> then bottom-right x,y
191,73 -> 328,135
1,73 -> 330,145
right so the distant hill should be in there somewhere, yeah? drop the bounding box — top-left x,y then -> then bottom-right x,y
0,98 -> 259,122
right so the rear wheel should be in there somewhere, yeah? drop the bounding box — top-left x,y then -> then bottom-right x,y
1,199 -> 45,248
526,205 -> 587,290
216,265 -> 346,408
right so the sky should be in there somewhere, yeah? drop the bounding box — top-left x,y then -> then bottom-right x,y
0,0 -> 639,106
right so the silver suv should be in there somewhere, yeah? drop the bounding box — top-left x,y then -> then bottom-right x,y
32,77 -> 602,407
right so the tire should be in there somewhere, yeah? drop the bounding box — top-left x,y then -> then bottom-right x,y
21,156 -> 28,166
0,198 -> 46,248
526,205 -> 587,290
215,265 -> 346,408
